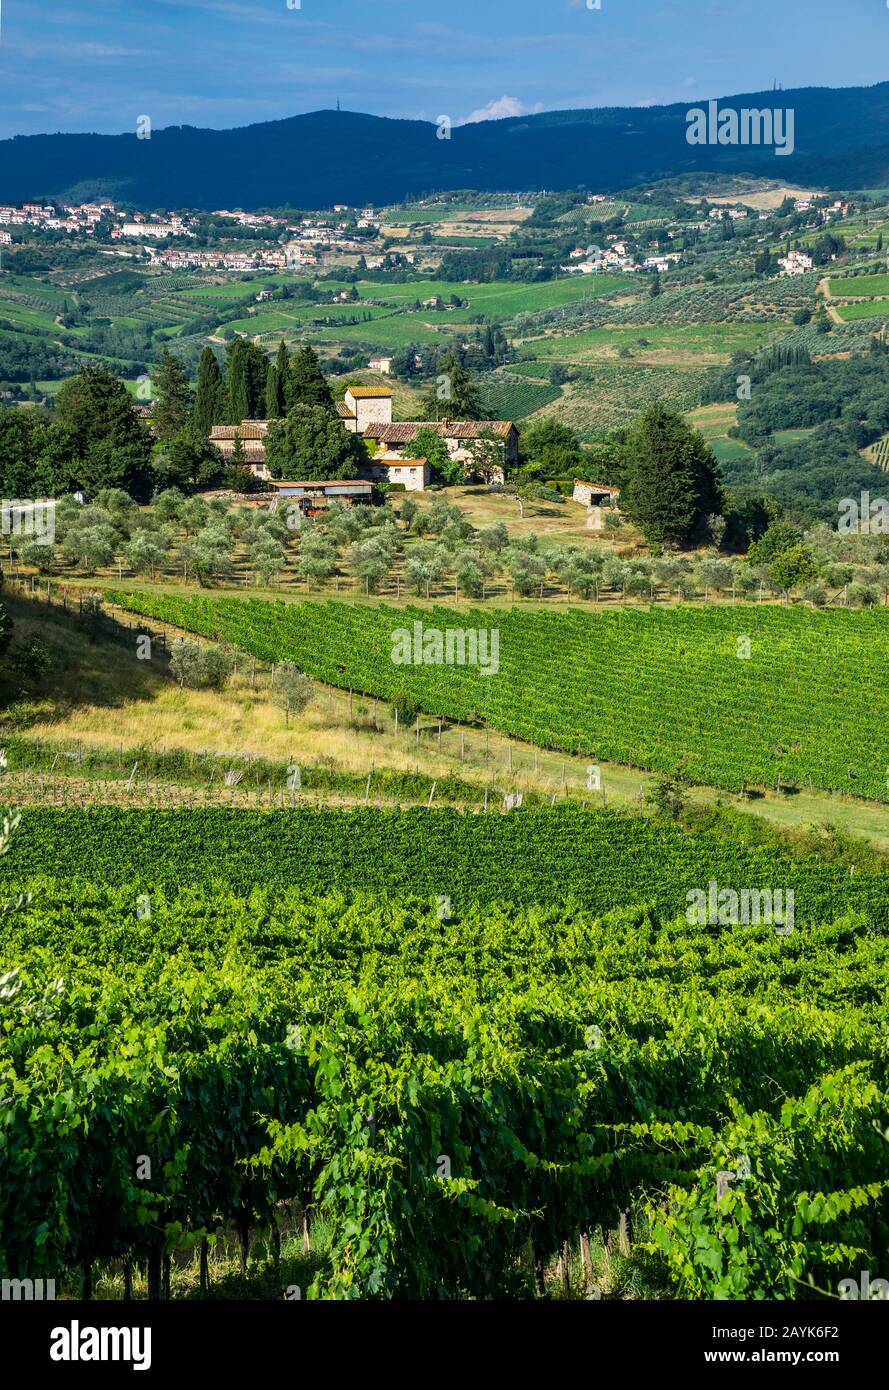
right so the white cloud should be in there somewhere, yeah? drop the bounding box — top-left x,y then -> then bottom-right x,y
460,95 -> 544,124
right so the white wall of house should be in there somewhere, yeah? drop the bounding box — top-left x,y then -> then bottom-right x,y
367,459 -> 430,491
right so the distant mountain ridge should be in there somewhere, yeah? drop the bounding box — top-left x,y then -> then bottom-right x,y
3,83 -> 889,209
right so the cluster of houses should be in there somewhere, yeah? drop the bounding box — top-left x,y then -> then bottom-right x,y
777,249 -> 814,276
148,245 -> 289,272
0,199 -> 114,234
0,195 -> 384,275
564,241 -> 681,276
208,385 -> 519,503
114,215 -> 192,240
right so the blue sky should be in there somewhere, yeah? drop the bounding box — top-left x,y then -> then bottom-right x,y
0,0 -> 886,138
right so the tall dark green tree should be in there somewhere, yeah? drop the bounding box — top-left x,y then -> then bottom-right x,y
266,340 -> 289,419
619,405 -> 724,548
225,344 -> 249,424
266,404 -> 368,480
421,351 -> 487,420
225,338 -> 267,422
151,348 -> 193,442
55,364 -> 155,499
193,347 -> 225,434
56,365 -> 146,455
286,344 -> 334,412
153,429 -> 225,492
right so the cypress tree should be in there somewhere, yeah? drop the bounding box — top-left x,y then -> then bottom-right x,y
193,347 -> 224,434
619,404 -> 724,548
420,350 -> 487,420
287,344 -> 334,411
267,340 -> 288,419
225,340 -> 251,423
266,362 -> 280,419
151,348 -> 193,442
243,340 -> 268,418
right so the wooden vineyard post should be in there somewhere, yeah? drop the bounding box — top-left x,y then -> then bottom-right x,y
460,732 -> 465,762
618,1210 -> 632,1257
364,771 -> 372,805
147,1243 -> 162,1301
559,1242 -> 570,1298
199,1239 -> 210,1293
416,715 -> 420,743
427,781 -> 436,808
394,708 -> 399,737
484,787 -> 489,813
580,1231 -> 594,1287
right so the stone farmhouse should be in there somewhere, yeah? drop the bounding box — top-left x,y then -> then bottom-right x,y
339,386 -> 519,483
207,385 -> 517,494
209,421 -> 271,479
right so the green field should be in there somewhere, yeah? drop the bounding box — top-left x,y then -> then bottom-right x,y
479,380 -> 562,418
526,322 -> 782,364
835,301 -> 889,322
312,315 -> 460,349
557,201 -> 624,224
829,274 -> 889,297
177,277 -> 312,306
357,276 -> 635,317
0,272 -> 69,304
709,437 -> 754,462
537,362 -> 711,435
104,595 -> 889,801
771,428 -> 816,446
381,202 -> 520,224
0,299 -> 61,332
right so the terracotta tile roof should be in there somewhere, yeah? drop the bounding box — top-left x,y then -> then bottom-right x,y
336,402 -> 356,418
210,420 -> 269,440
362,421 -> 514,443
269,478 -> 373,489
215,441 -> 267,458
345,386 -> 393,398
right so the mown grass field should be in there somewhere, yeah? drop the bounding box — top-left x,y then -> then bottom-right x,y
0,272 -> 70,303
357,276 -> 635,315
524,322 -> 780,367
685,402 -> 755,462
829,274 -> 889,297
835,301 -> 889,322
0,299 -> 61,332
